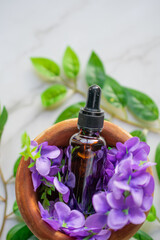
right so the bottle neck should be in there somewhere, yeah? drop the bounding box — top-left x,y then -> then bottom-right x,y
79,128 -> 100,137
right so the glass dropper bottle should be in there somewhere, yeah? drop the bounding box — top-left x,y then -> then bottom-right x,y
69,85 -> 106,213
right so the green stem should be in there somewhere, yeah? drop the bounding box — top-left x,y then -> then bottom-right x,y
74,88 -> 87,98
0,196 -> 6,202
156,216 -> 160,224
6,211 -> 14,219
0,167 -> 8,238
122,107 -> 128,120
5,175 -> 14,185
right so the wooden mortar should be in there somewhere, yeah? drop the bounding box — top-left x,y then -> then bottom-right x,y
16,119 -> 153,240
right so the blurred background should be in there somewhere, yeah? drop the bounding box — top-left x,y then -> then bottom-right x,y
0,0 -> 160,239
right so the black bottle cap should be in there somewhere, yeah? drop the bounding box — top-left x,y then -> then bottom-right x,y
78,85 -> 104,131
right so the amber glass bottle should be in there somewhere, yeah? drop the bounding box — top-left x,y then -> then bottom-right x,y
69,85 -> 106,214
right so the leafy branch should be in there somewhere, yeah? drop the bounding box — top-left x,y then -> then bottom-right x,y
1,46 -> 160,239
30,46 -> 160,134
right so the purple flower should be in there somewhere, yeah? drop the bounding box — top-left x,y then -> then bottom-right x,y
54,177 -> 70,203
115,137 -> 150,166
38,201 -> 85,231
30,141 -> 61,177
34,137 -> 154,238
108,159 -> 154,207
107,193 -> 146,230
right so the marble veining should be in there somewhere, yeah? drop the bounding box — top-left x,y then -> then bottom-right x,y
0,0 -> 160,239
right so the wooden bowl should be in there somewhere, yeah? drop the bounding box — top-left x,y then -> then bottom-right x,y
16,119 -> 153,240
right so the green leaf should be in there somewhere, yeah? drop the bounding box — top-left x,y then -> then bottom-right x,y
0,106 -> 8,140
58,172 -> 61,182
32,145 -> 42,160
86,51 -> 106,88
155,143 -> 160,181
133,230 -> 153,240
146,205 -> 156,222
21,132 -> 30,149
30,57 -> 60,80
62,46 -> 80,79
20,132 -> 32,161
28,162 -> 35,168
130,130 -> 147,142
41,84 -> 67,108
102,75 -> 127,108
7,222 -> 33,240
13,156 -> 21,177
43,197 -> 50,208
13,200 -> 21,217
55,102 -> 85,123
124,87 -> 159,121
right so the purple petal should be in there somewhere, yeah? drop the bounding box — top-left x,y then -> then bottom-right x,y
44,176 -> 54,185
54,177 -> 70,202
105,169 -> 114,178
140,142 -> 150,155
132,162 -> 156,176
53,149 -> 63,165
116,151 -> 125,160
42,218 -> 60,231
64,227 -> 89,238
115,159 -> 132,177
92,192 -> 110,213
114,180 -> 130,191
107,148 -> 117,162
66,210 -> 85,228
54,201 -> 70,224
131,173 -> 150,187
129,208 -> 146,224
143,175 -> 155,195
29,159 -> 36,173
125,137 -> 140,152
36,157 -> 51,176
30,140 -> 38,149
131,188 -> 143,207
125,195 -> 136,208
66,172 -> 76,188
133,149 -> 148,162
32,172 -> 42,191
107,192 -> 125,209
40,142 -> 48,148
63,190 -> 70,203
96,229 -> 111,240
49,166 -> 60,176
133,142 -> 150,156
116,142 -> 126,152
107,209 -> 129,230
108,175 -> 123,199
38,202 -> 50,219
41,145 -> 60,159
107,153 -> 116,162
141,195 -> 153,211
85,213 -> 107,230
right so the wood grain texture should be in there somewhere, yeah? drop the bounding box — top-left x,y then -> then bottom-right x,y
15,119 -> 153,240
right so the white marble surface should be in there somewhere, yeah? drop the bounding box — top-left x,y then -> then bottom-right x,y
0,0 -> 160,239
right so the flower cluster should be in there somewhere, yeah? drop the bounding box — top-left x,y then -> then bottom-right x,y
28,137 -> 155,240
